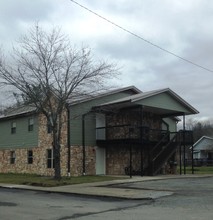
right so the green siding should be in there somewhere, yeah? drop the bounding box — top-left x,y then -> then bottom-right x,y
70,91 -> 135,145
163,118 -> 177,132
136,93 -> 192,114
0,115 -> 38,149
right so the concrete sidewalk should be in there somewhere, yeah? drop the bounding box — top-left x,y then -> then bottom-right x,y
0,175 -> 212,200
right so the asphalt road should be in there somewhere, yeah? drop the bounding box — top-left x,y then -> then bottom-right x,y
0,176 -> 213,220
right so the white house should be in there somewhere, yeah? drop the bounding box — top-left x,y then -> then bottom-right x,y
193,136 -> 213,165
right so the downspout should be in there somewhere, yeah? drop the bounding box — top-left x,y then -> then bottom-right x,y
66,105 -> 71,177
140,105 -> 143,176
82,113 -> 86,175
183,113 -> 186,175
179,120 -> 182,175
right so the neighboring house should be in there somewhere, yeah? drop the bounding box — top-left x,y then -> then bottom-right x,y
193,136 -> 213,165
0,86 -> 199,176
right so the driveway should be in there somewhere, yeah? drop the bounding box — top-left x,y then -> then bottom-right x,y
0,176 -> 213,220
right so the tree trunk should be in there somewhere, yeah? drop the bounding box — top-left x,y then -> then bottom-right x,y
53,131 -> 61,180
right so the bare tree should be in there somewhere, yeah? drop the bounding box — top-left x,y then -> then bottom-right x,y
0,24 -> 117,179
186,118 -> 213,142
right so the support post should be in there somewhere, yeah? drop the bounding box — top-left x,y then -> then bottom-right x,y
179,144 -> 182,175
130,144 -> 132,178
140,106 -> 143,176
129,127 -> 133,178
183,114 -> 186,175
192,144 -> 194,174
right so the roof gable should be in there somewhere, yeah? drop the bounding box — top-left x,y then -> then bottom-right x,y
193,136 -> 213,150
94,88 -> 199,116
135,91 -> 196,115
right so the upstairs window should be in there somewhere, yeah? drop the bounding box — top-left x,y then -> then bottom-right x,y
47,149 -> 55,168
28,118 -> 34,132
47,117 -> 53,134
28,150 -> 33,164
47,122 -> 53,134
11,122 -> 16,134
10,151 -> 16,164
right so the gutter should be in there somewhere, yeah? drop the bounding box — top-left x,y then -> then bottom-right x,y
66,105 -> 71,177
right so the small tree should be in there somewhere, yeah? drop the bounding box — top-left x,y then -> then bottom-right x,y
0,24 -> 117,180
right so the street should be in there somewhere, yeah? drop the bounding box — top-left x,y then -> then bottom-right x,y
0,176 -> 213,220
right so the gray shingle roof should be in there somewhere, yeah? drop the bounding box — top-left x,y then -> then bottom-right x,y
0,105 -> 37,120
67,86 -> 142,105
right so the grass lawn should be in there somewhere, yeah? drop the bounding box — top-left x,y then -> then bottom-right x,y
178,166 -> 213,175
0,173 -> 127,187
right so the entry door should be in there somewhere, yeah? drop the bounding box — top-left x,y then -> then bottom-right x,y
96,147 -> 106,175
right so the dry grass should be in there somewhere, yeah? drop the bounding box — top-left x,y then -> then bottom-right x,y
0,173 -> 127,187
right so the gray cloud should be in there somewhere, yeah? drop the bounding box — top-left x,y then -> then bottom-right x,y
1,0 -> 213,121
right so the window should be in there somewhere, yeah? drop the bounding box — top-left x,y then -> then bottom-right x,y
28,150 -> 33,164
11,122 -> 16,134
47,119 -> 53,134
10,151 -> 16,164
47,123 -> 53,134
28,118 -> 34,132
47,149 -> 55,168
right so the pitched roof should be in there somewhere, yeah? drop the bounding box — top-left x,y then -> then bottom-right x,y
67,86 -> 142,106
0,105 -> 37,120
0,86 -> 199,120
93,88 -> 199,115
193,136 -> 213,150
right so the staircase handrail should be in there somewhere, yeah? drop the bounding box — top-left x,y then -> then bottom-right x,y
150,130 -> 171,158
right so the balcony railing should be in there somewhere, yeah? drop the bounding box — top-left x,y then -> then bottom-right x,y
96,125 -> 194,145
97,125 -> 170,142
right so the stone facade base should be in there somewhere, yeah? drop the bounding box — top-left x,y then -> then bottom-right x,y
0,145 -> 175,176
0,145 -> 96,177
106,146 -> 141,175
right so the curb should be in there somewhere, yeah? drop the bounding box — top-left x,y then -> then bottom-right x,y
0,185 -> 154,201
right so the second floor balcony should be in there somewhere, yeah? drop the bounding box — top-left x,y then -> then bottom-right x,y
96,125 -> 194,146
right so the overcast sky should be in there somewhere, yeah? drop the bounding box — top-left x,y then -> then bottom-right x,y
0,0 -> 213,121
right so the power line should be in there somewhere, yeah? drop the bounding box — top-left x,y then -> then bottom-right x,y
70,0 -> 213,73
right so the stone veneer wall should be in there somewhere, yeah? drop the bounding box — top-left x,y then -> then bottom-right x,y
0,145 -> 96,176
105,109 -> 162,175
0,146 -> 68,176
106,110 -> 162,140
106,146 -> 141,175
70,146 -> 96,176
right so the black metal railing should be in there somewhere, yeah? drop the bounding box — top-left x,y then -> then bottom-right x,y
147,130 -> 194,175
96,125 -> 170,142
185,159 -> 213,166
178,130 -> 194,144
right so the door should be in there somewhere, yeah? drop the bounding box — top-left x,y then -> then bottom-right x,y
96,113 -> 106,140
96,147 -> 106,175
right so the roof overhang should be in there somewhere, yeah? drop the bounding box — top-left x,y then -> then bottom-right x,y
92,101 -> 188,117
92,88 -> 199,117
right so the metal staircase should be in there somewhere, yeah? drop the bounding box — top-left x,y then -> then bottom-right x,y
145,131 -> 183,175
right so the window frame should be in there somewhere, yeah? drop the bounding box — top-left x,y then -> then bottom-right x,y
10,151 -> 16,164
28,118 -> 34,132
47,123 -> 53,134
47,149 -> 55,168
27,150 -> 33,164
11,122 -> 16,134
